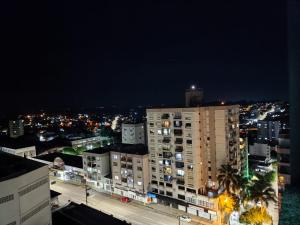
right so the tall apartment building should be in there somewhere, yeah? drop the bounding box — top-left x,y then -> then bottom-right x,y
9,119 -> 24,138
122,123 -> 145,144
278,132 -> 291,187
110,144 -> 150,202
0,152 -> 52,225
146,105 -> 240,220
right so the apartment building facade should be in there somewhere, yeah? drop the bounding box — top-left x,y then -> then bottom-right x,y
146,105 -> 240,220
82,148 -> 112,192
110,144 -> 150,203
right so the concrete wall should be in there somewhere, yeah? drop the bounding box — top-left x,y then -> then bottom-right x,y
0,165 -> 51,225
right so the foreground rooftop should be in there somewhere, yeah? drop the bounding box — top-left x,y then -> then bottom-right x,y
52,202 -> 130,225
0,151 -> 46,182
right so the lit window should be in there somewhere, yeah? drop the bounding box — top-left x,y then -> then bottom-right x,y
137,181 -> 142,186
177,169 -> 184,176
157,129 -> 162,135
113,155 -> 118,160
114,175 -> 119,180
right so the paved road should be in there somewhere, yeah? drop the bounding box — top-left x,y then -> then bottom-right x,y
51,181 -> 199,225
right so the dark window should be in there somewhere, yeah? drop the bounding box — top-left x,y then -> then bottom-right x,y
159,190 -> 164,195
178,186 -> 185,191
166,191 -> 173,197
175,138 -> 183,144
151,180 -> 158,185
175,146 -> 183,152
175,162 -> 184,168
208,167 -> 211,171
166,183 -> 172,188
152,188 -> 158,193
185,123 -> 192,128
174,129 -> 183,136
186,188 -> 196,194
159,182 -> 164,186
178,194 -> 185,200
186,140 -> 192,145
113,162 -> 118,166
209,176 -> 212,179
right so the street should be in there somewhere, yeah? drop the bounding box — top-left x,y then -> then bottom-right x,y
51,180 -> 201,225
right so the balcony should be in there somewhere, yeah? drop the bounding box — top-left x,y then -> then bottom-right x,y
175,162 -> 184,168
175,146 -> 183,152
121,156 -> 127,162
175,138 -> 183,144
127,165 -> 133,170
163,138 -> 171,144
174,129 -> 183,136
173,121 -> 182,127
176,178 -> 185,185
121,163 -> 126,168
174,113 -> 182,119
163,152 -> 172,159
127,158 -> 133,163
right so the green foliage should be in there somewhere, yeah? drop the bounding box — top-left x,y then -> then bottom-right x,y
62,147 -> 78,155
217,164 -> 240,194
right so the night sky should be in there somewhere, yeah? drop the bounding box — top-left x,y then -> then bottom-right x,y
0,1 -> 288,114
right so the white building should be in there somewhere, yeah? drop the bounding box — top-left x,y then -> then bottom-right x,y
70,136 -> 112,150
122,123 -> 145,145
249,143 -> 272,159
110,144 -> 150,203
82,148 -> 112,192
0,145 -> 36,158
9,119 -> 24,138
0,152 -> 52,225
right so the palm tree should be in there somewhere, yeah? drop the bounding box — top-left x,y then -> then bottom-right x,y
217,164 -> 240,194
249,173 -> 277,207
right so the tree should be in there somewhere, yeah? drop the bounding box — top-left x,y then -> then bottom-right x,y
218,193 -> 236,224
240,207 -> 272,225
218,164 -> 240,194
249,173 -> 277,207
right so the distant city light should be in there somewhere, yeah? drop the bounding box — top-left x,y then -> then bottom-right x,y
191,85 -> 196,90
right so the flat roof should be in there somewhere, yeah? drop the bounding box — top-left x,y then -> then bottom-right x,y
0,151 -> 46,182
146,104 -> 239,112
84,147 -> 111,155
0,136 -> 35,149
35,152 -> 83,169
109,144 -> 148,155
52,202 -> 130,225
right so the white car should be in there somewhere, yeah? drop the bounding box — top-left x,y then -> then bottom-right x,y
179,215 -> 192,223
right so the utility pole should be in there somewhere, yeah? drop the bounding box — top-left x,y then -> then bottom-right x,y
85,184 -> 91,205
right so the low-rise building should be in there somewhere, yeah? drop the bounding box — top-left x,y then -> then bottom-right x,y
249,143 -> 272,159
9,119 -> 24,138
82,148 -> 112,192
70,136 -> 112,150
33,152 -> 84,184
0,138 -> 36,157
110,144 -> 150,203
0,152 -> 52,225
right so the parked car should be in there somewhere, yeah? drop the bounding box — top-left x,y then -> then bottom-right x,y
179,215 -> 192,222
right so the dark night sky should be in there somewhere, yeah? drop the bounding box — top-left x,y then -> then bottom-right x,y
0,0 -> 288,114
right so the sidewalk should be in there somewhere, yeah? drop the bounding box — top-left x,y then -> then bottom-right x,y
129,200 -> 216,225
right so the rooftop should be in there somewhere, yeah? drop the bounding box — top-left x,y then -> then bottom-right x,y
84,147 -> 111,155
109,144 -> 148,155
0,151 -> 46,182
35,152 -> 83,169
52,202 -> 130,225
0,136 -> 35,149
